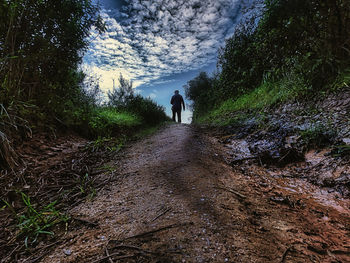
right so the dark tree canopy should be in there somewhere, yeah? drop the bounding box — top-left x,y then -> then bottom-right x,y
0,0 -> 104,107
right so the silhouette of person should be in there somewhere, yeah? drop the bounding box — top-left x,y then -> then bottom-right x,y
170,90 -> 185,123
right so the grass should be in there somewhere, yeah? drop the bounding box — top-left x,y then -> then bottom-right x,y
331,144 -> 350,157
197,73 -> 308,126
90,108 -> 141,129
87,136 -> 126,152
77,173 -> 96,200
3,192 -> 69,247
300,124 -> 336,150
92,108 -> 141,127
88,107 -> 142,137
330,67 -> 350,92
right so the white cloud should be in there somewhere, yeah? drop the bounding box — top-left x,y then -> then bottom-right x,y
84,0 -> 247,91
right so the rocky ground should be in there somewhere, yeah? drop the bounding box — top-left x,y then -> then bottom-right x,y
2,123 -> 348,262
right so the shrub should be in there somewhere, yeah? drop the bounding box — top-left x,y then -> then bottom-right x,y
300,124 -> 336,150
88,108 -> 141,137
124,95 -> 169,126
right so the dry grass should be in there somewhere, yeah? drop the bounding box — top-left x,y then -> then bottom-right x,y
0,130 -> 17,170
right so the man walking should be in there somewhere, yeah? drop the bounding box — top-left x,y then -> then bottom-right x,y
170,90 -> 185,123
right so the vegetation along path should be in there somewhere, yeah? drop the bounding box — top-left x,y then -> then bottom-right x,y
39,124 -> 349,263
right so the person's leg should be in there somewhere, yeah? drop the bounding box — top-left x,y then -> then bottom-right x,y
177,110 -> 181,123
172,110 -> 176,121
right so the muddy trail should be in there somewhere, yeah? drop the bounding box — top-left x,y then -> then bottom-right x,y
3,124 -> 350,262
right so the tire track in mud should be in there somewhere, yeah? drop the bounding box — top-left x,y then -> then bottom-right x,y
41,124 -> 350,263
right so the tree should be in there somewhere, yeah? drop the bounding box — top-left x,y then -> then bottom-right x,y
0,0 -> 105,168
108,74 -> 134,108
187,0 -> 350,120
0,0 -> 105,106
184,72 -> 214,119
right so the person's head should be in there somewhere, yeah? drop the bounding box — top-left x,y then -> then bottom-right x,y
174,90 -> 179,94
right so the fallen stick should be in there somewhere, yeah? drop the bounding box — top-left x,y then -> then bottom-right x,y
23,243 -> 61,263
151,207 -> 171,222
280,246 -> 292,263
215,186 -> 246,199
71,216 -> 99,227
219,134 -> 236,140
220,204 -> 235,210
3,245 -> 20,263
105,247 -> 114,263
121,222 -> 191,241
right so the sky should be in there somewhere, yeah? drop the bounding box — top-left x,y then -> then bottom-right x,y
83,0 -> 258,123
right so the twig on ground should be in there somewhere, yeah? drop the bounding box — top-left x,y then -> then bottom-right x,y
71,216 -> 99,227
151,207 -> 171,222
119,222 -> 191,241
26,252 -> 49,263
220,204 -> 235,210
215,186 -> 246,199
281,246 -> 292,263
105,247 -> 114,263
3,244 -> 20,263
37,240 -> 61,251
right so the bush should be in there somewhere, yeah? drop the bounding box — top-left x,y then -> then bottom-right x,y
88,108 -> 141,138
184,72 -> 216,120
124,95 -> 169,126
300,124 -> 336,150
106,74 -> 169,126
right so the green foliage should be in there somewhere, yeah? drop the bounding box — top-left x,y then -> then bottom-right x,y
330,68 -> 350,92
187,0 -> 350,123
0,0 -> 104,105
88,108 -> 141,138
254,0 -> 350,89
0,0 -> 105,168
123,95 -> 169,125
77,173 -> 96,200
87,136 -> 126,153
3,192 -> 69,247
0,101 -> 35,169
217,22 -> 262,98
91,108 -> 141,128
331,144 -> 350,157
107,74 -> 169,126
299,124 -> 336,150
65,105 -> 142,139
196,72 -> 308,125
108,74 -> 134,108
184,72 -> 216,120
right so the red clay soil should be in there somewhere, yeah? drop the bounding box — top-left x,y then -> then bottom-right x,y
33,123 -> 350,263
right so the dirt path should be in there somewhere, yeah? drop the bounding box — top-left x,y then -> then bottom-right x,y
41,124 -> 350,263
